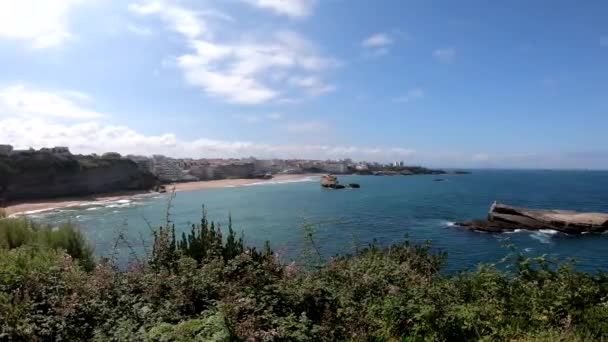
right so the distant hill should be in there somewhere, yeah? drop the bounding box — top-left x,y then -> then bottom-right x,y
0,148 -> 156,202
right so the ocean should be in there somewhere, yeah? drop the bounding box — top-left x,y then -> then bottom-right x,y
23,170 -> 608,272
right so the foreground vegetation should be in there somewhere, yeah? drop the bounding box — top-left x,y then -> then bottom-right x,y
1,212 -> 608,341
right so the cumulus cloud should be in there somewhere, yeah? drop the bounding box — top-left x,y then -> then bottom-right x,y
0,116 -> 417,161
433,47 -> 456,64
361,33 -> 393,57
129,2 -> 208,39
0,84 -> 415,161
0,0 -> 82,48
127,24 -> 153,36
240,0 -> 317,18
0,85 -> 104,119
395,88 -> 425,103
288,75 -> 336,96
362,33 -> 392,48
130,1 -> 338,104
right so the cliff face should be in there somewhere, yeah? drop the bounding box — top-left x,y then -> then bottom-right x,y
0,152 -> 156,202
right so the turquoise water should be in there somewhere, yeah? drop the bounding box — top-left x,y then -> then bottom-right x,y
26,170 -> 608,272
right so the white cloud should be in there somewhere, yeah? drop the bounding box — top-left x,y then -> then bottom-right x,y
361,33 -> 393,57
433,47 -> 456,64
472,153 -> 490,162
127,24 -> 153,36
0,85 -> 104,119
0,116 -> 416,161
130,1 -> 338,104
361,33 -> 392,48
395,88 -> 425,103
234,114 -> 262,123
267,112 -> 282,120
129,2 -> 209,39
176,32 -> 337,104
601,35 -> 608,47
288,76 -> 336,96
240,0 -> 317,18
0,0 -> 81,48
284,120 -> 328,133
235,112 -> 284,123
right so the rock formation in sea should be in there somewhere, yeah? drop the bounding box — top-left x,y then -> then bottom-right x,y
0,147 -> 157,202
320,174 -> 339,188
457,202 -> 608,234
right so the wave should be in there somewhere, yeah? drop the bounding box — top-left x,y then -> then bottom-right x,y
21,208 -> 58,215
504,229 -> 524,234
529,230 -> 560,244
538,229 -> 559,235
244,176 -> 318,187
442,221 -> 456,227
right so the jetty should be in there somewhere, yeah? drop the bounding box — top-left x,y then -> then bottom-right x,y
457,202 -> 608,234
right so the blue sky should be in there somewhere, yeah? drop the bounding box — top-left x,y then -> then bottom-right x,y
0,0 -> 607,168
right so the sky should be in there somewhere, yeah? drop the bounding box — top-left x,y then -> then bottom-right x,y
0,0 -> 607,169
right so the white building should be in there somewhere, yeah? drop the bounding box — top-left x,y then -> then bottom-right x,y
152,155 -> 182,182
355,163 -> 369,171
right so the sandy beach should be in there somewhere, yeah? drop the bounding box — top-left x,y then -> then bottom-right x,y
3,174 -> 320,216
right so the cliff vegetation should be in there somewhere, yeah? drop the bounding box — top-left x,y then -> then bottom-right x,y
1,211 -> 607,341
0,149 -> 156,202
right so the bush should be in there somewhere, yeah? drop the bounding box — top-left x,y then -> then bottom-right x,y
0,218 -> 94,270
1,210 -> 608,341
0,247 -> 93,340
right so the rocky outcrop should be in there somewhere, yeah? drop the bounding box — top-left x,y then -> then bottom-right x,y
320,175 -> 360,189
457,202 -> 608,234
321,174 -> 339,188
0,150 -> 156,202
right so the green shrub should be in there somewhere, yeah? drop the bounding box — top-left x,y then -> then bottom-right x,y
0,218 -> 94,270
0,246 -> 93,340
147,311 -> 231,342
1,210 -> 608,341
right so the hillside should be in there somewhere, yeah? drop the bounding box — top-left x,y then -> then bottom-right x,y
0,148 -> 156,202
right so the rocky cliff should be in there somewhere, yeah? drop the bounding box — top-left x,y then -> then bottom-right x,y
0,150 -> 156,202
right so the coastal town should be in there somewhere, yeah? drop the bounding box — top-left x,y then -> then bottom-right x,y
0,144 -> 450,184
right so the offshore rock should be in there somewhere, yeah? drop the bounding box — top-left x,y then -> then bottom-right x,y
457,202 -> 608,234
320,174 -> 339,188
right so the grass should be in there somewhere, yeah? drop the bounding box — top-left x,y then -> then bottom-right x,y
0,217 -> 94,270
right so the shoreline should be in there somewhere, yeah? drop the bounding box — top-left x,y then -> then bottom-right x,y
3,174 -> 320,216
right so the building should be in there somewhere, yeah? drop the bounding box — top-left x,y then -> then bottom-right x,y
0,144 -> 13,156
213,162 -> 255,179
189,163 -> 215,180
151,155 -> 182,182
126,155 -> 153,173
355,163 -> 369,171
322,160 -> 348,174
